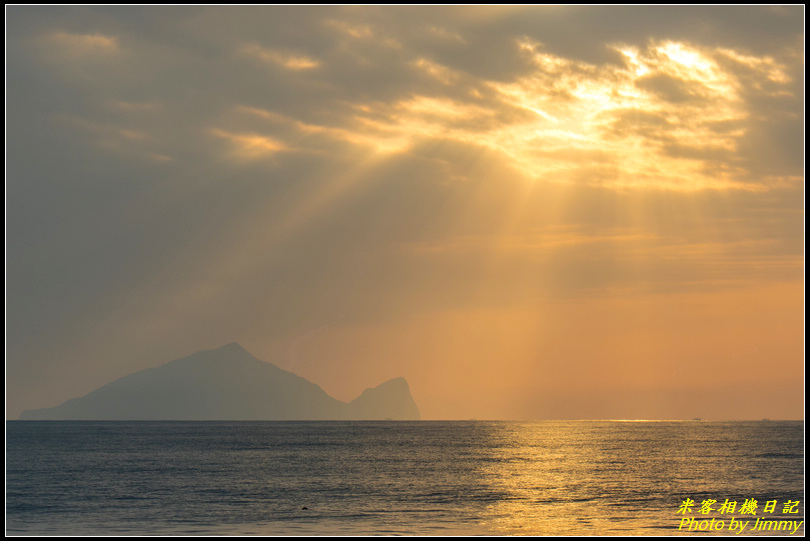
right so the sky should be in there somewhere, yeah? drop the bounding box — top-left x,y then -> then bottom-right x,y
6,6 -> 804,420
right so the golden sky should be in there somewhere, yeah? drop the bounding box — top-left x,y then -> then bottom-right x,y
7,6 -> 804,419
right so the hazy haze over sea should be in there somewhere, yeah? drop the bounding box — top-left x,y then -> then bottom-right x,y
7,6 -> 804,422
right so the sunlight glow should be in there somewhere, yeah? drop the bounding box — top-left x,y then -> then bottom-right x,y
210,38 -> 796,193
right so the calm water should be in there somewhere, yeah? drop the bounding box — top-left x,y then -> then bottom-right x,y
6,421 -> 804,536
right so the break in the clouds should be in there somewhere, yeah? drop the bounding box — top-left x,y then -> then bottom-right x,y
6,6 -> 804,420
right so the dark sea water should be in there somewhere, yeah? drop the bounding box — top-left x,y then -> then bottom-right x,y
6,421 -> 804,536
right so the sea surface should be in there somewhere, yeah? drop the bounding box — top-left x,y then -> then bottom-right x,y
6,421 -> 804,536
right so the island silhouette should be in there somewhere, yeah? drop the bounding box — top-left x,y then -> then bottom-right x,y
20,343 -> 420,420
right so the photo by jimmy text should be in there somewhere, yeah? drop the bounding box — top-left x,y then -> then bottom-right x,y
677,498 -> 803,534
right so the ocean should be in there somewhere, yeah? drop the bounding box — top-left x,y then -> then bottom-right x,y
5,421 -> 804,536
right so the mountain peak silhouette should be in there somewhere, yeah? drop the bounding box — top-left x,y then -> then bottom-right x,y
20,344 -> 420,420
